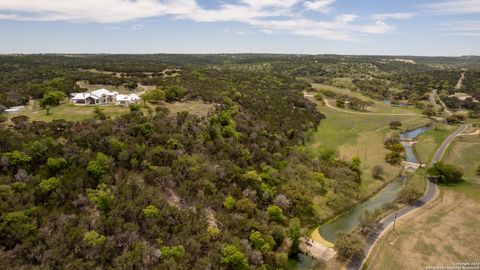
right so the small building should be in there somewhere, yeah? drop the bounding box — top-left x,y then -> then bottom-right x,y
116,94 -> 141,106
70,89 -> 140,105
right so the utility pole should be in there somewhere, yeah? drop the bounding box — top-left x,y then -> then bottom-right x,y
393,212 -> 397,231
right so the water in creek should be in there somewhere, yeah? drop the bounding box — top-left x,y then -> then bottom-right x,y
315,125 -> 432,243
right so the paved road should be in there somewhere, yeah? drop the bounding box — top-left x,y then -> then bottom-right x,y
431,124 -> 468,164
346,124 -> 468,270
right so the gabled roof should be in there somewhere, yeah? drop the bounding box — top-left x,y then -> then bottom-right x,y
71,92 -> 90,100
91,88 -> 112,97
116,93 -> 141,101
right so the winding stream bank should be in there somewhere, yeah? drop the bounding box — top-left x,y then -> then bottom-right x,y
316,125 -> 432,243
291,125 -> 433,269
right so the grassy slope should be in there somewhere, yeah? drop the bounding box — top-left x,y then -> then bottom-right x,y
413,124 -> 457,164
443,135 -> 480,186
307,84 -> 429,218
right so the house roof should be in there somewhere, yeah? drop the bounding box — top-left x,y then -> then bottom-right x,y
116,93 -> 140,101
91,88 -> 112,97
71,92 -> 91,100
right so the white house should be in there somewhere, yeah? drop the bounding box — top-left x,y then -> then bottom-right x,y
116,94 -> 141,105
70,89 -> 140,106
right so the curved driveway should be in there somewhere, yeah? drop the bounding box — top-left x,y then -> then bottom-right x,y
347,124 -> 469,270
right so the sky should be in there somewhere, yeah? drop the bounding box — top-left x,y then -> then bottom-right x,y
0,0 -> 479,56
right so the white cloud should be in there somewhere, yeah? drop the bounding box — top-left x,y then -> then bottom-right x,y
0,0 -> 198,23
371,12 -> 415,20
304,0 -> 336,13
440,20 -> 480,36
425,0 -> 480,14
0,0 -> 397,41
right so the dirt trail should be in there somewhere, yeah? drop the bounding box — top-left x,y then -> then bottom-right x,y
455,72 -> 465,90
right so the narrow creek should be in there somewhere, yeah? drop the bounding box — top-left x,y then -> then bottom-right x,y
290,125 -> 432,269
317,125 -> 432,243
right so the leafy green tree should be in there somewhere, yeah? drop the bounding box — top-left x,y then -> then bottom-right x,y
143,88 -> 166,104
287,218 -> 301,257
108,137 -> 126,154
358,209 -> 380,234
223,196 -> 236,209
40,91 -> 65,108
87,184 -> 115,212
335,232 -> 364,261
242,170 -> 262,185
427,162 -> 463,184
422,107 -> 436,118
129,104 -> 141,112
351,156 -> 362,174
220,245 -> 249,270
83,230 -> 106,246
164,86 -> 186,102
267,205 -> 285,223
46,157 -> 67,175
249,231 -> 271,252
0,209 -> 37,248
389,120 -> 402,129
161,245 -> 185,261
39,177 -> 60,193
3,151 -> 32,167
87,152 -> 113,179
397,186 -> 423,204
167,138 -> 182,150
143,205 -> 160,218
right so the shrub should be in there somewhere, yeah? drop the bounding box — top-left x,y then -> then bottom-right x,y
223,196 -> 236,209
83,231 -> 106,246
389,120 -> 402,129
143,205 -> 160,218
39,177 -> 60,193
220,245 -> 249,270
267,205 -> 285,223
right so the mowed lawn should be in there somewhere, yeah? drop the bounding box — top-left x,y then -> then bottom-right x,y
8,101 -> 130,123
443,135 -> 480,186
364,184 -> 480,270
312,83 -> 422,115
5,100 -> 215,123
413,124 -> 457,164
308,84 -> 430,202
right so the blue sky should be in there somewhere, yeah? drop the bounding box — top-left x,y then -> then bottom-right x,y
0,0 -> 479,55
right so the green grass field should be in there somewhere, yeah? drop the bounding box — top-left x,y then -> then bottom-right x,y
413,124 -> 457,164
4,99 -> 214,124
308,84 -> 430,204
312,83 -> 422,115
7,100 -> 130,122
443,135 -> 480,186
